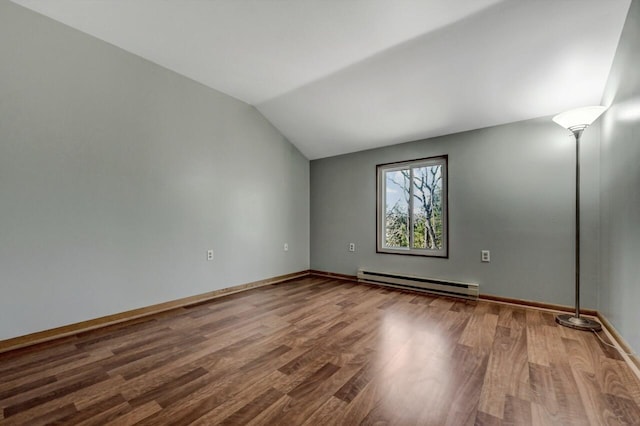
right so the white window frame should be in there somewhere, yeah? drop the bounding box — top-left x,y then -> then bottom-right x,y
376,155 -> 448,258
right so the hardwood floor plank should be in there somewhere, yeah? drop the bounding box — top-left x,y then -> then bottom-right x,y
2,371 -> 111,418
562,336 -> 597,375
506,326 -> 530,401
1,375 -> 127,425
475,411 -> 504,425
528,362 -> 559,418
526,324 -> 551,367
572,366 -> 627,425
0,343 -> 79,372
287,362 -> 341,400
74,318 -> 160,350
185,372 -> 288,424
70,376 -> 127,411
503,395 -> 532,426
0,351 -> 91,385
1,278 -> 639,424
216,387 -> 284,426
103,401 -> 161,426
459,310 -> 498,355
332,377 -> 386,425
598,357 -> 640,404
604,393 -> 640,424
531,401 -> 559,426
333,363 -> 372,403
0,345 -> 81,378
548,361 -> 590,425
0,376 -> 57,402
73,400 -> 131,426
244,394 -> 294,426
330,339 -> 418,424
117,344 -> 219,401
134,344 -> 308,423
442,343 -> 489,425
301,396 -> 347,425
478,332 -> 515,418
267,352 -> 372,424
428,296 -> 456,310
17,403 -> 78,426
53,394 -> 128,425
127,367 -> 208,408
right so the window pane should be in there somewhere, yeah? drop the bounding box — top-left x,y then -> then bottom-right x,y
411,165 -> 443,249
376,155 -> 447,257
384,169 -> 409,248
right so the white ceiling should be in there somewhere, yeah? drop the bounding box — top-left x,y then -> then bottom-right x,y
12,0 -> 631,159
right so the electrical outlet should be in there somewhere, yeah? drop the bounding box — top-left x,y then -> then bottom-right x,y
349,243 -> 356,252
481,250 -> 490,262
284,243 -> 289,252
207,250 -> 214,261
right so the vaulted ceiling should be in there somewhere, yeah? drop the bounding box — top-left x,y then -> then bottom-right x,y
12,0 -> 631,159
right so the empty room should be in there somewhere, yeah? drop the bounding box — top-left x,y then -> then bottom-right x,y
1,0 -> 639,424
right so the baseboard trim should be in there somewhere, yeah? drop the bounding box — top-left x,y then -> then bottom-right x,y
597,312 -> 640,381
308,270 -> 358,282
0,270 -> 311,355
479,293 -> 598,316
308,270 -> 598,316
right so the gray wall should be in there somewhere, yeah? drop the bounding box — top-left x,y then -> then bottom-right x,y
599,0 -> 640,353
311,117 -> 601,309
0,1 -> 309,341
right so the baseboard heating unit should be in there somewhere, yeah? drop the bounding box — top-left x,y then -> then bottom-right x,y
357,269 -> 479,300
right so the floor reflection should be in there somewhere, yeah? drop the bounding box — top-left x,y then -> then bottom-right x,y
372,307 -> 453,423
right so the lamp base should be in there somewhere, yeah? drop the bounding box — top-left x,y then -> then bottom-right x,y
555,314 -> 602,331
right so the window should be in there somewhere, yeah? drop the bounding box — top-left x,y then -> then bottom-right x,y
377,156 -> 448,257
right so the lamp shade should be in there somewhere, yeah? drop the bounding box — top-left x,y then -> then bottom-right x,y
552,106 -> 607,131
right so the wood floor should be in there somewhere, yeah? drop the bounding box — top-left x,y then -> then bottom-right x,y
1,277 -> 639,425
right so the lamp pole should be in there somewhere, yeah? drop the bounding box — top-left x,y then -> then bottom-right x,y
554,126 -> 602,331
573,128 -> 583,318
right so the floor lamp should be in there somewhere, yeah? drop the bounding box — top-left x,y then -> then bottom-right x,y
552,106 -> 606,331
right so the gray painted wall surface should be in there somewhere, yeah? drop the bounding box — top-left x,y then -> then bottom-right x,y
311,118 -> 601,309
0,1 -> 309,340
599,0 -> 640,353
